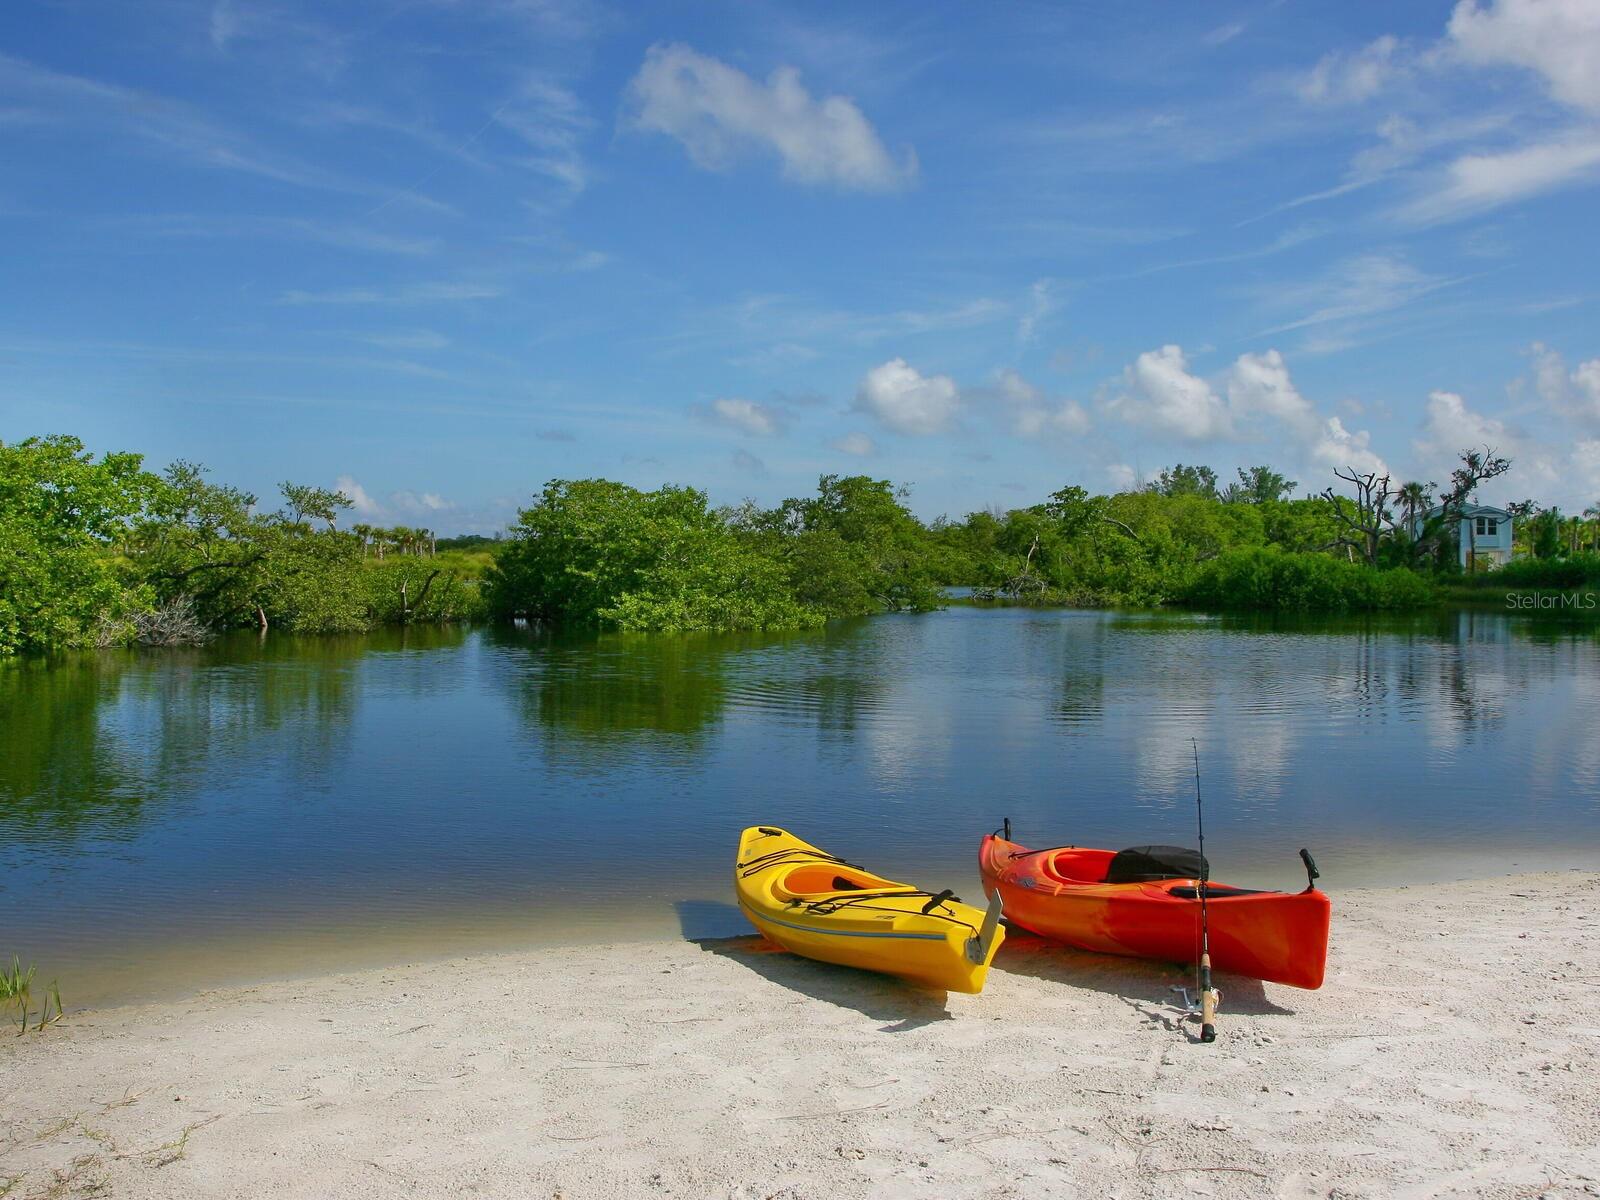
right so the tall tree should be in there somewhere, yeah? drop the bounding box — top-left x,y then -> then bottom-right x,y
1150,464 -> 1218,499
280,482 -> 351,529
1228,465 -> 1298,504
1396,481 -> 1434,530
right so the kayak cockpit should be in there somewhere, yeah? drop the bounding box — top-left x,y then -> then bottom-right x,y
1038,848 -> 1117,885
772,863 -> 901,900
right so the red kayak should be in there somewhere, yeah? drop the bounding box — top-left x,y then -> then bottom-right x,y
980,831 -> 1330,989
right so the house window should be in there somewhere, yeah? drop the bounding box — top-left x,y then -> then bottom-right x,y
1475,516 -> 1498,537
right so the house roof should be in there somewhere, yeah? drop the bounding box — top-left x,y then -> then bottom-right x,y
1418,502 -> 1512,520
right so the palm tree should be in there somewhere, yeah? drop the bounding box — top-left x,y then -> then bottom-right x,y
1584,502 -> 1600,553
351,523 -> 374,558
1564,514 -> 1584,556
1396,481 -> 1432,530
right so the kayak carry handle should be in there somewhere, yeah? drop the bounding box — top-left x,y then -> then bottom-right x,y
921,889 -> 958,914
995,817 -> 1011,840
1298,848 -> 1320,890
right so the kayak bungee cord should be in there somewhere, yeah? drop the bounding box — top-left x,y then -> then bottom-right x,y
1191,738 -> 1220,1044
736,847 -> 862,878
794,892 -> 980,935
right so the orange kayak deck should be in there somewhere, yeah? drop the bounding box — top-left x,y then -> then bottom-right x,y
979,835 -> 1330,989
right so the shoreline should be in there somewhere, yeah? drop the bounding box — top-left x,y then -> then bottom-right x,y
19,846 -> 1600,1013
4,870 -> 1597,1198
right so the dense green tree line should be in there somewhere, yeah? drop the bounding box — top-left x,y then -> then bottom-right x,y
0,436 -> 483,655
483,474 -> 942,630
9,432 -> 1593,654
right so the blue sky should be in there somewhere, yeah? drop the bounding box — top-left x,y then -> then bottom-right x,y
4,0 -> 1599,531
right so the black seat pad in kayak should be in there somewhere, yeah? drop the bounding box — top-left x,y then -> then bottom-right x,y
1105,844 -> 1208,883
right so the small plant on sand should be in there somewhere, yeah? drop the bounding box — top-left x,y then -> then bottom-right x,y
2,955 -> 64,1034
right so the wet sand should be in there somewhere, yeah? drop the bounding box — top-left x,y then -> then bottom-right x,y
3,871 -> 1597,1199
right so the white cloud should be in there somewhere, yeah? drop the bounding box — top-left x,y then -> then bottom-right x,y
1409,373 -> 1600,506
704,396 -> 785,436
1103,344 -> 1389,481
1309,415 -> 1388,477
1106,344 -> 1232,441
1297,35 -> 1404,105
1525,342 -> 1600,427
991,368 -> 1090,437
337,476 -> 455,522
336,475 -> 381,516
1106,463 -> 1138,490
1415,389 -> 1519,470
626,43 -> 916,191
830,432 -> 876,456
854,358 -> 960,435
1448,0 -> 1600,113
1225,349 -> 1316,429
1575,360 -> 1600,422
1572,439 -> 1600,499
391,490 -> 454,515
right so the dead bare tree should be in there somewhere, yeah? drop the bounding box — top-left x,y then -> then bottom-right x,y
132,595 -> 214,646
1321,468 -> 1395,566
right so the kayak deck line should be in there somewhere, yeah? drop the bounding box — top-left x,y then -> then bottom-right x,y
737,899 -> 950,941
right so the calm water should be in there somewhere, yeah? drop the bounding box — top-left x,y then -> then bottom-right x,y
4,608 -> 1598,1004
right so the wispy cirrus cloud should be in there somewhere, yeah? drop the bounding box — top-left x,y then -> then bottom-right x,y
278,281 -> 505,304
495,75 -> 593,205
119,214 -> 438,256
1295,35 -> 1408,106
1397,132 -> 1600,223
1252,253 -> 1465,337
1280,1 -> 1600,224
208,0 -> 347,77
0,51 -> 349,192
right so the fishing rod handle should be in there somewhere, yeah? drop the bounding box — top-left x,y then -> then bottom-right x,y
1199,952 -> 1217,1043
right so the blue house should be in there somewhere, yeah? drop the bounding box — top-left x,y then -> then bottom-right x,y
1409,503 -> 1514,569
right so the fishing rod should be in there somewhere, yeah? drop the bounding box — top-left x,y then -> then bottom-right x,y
1191,738 -> 1219,1044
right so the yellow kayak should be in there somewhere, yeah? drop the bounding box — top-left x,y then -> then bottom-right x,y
734,826 -> 1005,994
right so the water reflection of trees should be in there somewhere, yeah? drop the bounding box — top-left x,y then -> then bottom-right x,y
487,625 -> 732,751
0,651 -> 143,838
484,620 -> 893,764
0,632 -> 363,845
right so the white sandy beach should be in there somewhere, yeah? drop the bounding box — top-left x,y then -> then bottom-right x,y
3,871 -> 1597,1199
